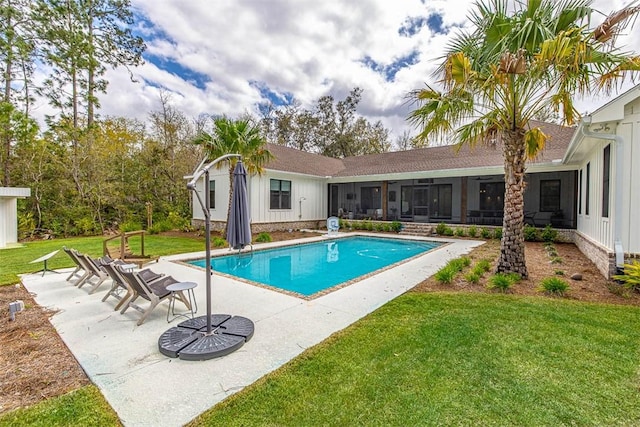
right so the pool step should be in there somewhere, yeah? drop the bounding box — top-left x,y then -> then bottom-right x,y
398,222 -> 435,237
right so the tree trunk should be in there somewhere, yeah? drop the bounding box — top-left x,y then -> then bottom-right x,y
496,129 -> 528,278
2,6 -> 13,186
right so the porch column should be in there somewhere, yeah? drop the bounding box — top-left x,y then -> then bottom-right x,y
382,181 -> 388,220
461,177 -> 468,224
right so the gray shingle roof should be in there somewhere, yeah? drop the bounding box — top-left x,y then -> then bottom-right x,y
265,143 -> 346,177
264,120 -> 575,178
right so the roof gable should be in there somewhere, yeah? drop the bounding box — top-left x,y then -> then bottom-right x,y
589,84 -> 640,124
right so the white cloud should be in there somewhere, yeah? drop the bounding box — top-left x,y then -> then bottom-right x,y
35,0 -> 640,142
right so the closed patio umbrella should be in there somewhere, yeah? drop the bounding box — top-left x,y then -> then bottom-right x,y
227,161 -> 252,250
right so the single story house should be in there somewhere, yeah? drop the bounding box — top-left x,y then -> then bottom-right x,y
191,85 -> 640,278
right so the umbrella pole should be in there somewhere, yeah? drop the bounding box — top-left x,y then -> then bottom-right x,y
186,153 -> 241,336
204,169 -> 213,335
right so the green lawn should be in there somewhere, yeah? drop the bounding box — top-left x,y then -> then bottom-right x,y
0,386 -> 120,427
0,234 -> 205,286
189,293 -> 640,426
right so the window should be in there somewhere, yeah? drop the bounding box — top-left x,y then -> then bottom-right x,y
430,184 -> 452,218
578,169 -> 582,215
602,145 -> 611,218
270,179 -> 291,209
540,180 -> 561,212
479,182 -> 504,211
360,187 -> 381,211
208,180 -> 215,209
586,162 -> 591,215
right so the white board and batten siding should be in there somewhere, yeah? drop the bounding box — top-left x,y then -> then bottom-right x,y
191,169 -> 328,224
575,99 -> 640,255
576,135 -> 614,250
620,106 -> 640,254
191,169 -> 231,222
250,171 -> 328,223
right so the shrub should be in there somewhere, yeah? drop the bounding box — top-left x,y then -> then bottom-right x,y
539,277 -> 570,296
390,221 -> 403,232
493,227 -> 503,239
613,260 -> 640,292
212,237 -> 227,247
435,266 -> 457,284
468,225 -> 478,238
255,232 -> 272,243
166,211 -> 190,229
454,227 -> 466,237
550,256 -> 563,264
435,222 -> 448,235
18,212 -> 36,236
465,272 -> 481,284
523,224 -> 538,241
486,273 -> 520,293
541,224 -> 558,242
554,270 -> 565,276
118,220 -> 142,233
480,227 -> 491,238
443,226 -> 454,236
476,259 -> 492,273
75,217 -> 99,235
148,219 -> 173,235
446,257 -> 470,273
375,222 -> 385,232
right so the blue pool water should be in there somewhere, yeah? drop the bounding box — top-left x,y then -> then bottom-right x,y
187,237 -> 441,297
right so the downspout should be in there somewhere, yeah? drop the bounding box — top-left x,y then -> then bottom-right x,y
580,117 -> 625,271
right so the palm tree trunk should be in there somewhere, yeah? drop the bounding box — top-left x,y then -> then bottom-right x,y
497,129 -> 528,278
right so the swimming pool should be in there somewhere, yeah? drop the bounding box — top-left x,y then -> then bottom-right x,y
186,236 -> 442,297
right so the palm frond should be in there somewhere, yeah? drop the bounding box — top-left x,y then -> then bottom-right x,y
444,52 -> 474,89
553,0 -> 592,33
455,110 -> 502,150
523,126 -> 547,159
592,4 -> 640,45
407,86 -> 474,144
598,56 -> 640,93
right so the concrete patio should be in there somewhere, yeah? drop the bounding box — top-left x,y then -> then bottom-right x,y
20,234 -> 483,427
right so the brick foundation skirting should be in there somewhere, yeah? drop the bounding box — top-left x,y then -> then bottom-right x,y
573,231 -> 640,278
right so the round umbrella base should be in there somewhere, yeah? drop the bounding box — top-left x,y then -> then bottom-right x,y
158,314 -> 254,361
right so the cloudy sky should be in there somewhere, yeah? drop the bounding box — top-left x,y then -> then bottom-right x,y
45,0 -> 640,141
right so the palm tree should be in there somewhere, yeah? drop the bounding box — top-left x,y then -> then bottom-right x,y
195,117 -> 273,236
408,0 -> 640,278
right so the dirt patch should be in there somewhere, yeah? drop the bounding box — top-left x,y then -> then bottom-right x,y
1,233 -> 638,415
0,284 -> 89,414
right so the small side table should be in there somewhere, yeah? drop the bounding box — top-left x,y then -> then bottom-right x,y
166,281 -> 198,322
